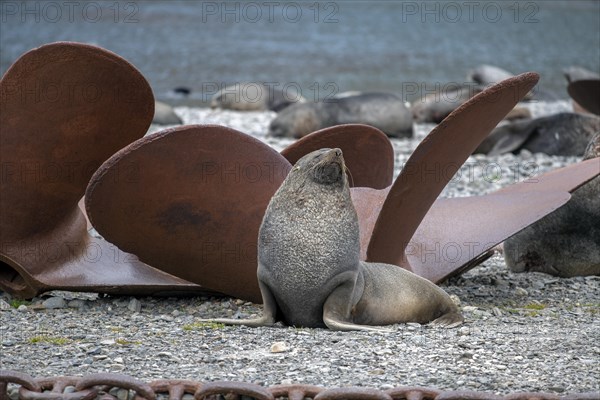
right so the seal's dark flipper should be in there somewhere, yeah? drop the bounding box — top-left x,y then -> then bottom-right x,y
366,72 -> 540,267
281,124 -> 394,189
568,79 -> 600,116
85,125 -> 292,303
0,42 -> 204,299
485,120 -> 536,156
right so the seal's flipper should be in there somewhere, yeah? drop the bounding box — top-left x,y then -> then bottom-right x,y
430,312 -> 463,328
485,120 -> 537,156
200,280 -> 279,327
568,79 -> 600,115
366,72 -> 540,267
86,125 -> 292,303
0,42 -> 201,298
281,124 -> 394,189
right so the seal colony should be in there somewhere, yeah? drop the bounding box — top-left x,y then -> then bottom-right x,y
209,148 -> 463,330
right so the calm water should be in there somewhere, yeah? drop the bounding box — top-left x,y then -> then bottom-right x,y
1,1 -> 599,105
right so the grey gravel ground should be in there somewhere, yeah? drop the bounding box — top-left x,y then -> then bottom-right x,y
1,100 -> 599,396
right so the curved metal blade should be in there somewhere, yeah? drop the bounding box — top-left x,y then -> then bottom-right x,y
0,42 -> 202,298
366,72 -> 540,266
408,158 -> 599,283
281,124 -> 394,189
567,79 -> 600,115
86,125 -> 292,303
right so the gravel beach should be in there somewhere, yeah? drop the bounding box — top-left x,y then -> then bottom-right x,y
1,100 -> 598,397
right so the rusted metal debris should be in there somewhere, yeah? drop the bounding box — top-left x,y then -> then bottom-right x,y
281,124 -> 395,189
86,125 -> 291,303
2,43 -> 599,301
1,371 -> 598,400
0,42 -> 207,299
86,73 -> 599,301
567,79 -> 600,116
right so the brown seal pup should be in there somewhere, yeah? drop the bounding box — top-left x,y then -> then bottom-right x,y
209,148 -> 463,331
503,132 -> 600,277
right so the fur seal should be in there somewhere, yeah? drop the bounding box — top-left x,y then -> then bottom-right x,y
411,85 -> 481,124
269,93 -> 413,139
210,82 -> 304,112
153,101 -> 182,125
467,65 -> 547,100
475,112 -> 600,156
209,148 -> 463,330
503,132 -> 600,277
467,64 -> 514,86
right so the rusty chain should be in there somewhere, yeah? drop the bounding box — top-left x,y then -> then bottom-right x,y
0,370 -> 598,400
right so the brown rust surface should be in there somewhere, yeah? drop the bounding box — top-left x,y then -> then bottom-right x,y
0,42 -> 204,299
86,125 -> 292,303
567,79 -> 600,116
366,72 -> 540,267
281,124 -> 394,189
1,371 -> 597,400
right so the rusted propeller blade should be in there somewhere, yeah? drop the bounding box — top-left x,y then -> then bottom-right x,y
86,125 -> 292,303
280,124 -> 394,189
495,156 -> 600,195
366,72 -> 540,266
567,79 -> 600,115
351,158 -> 599,283
409,158 -> 600,283
0,42 -> 203,298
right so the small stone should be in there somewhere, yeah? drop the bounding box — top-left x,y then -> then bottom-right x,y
463,306 -> 478,312
100,339 -> 115,345
42,296 -> 66,309
68,299 -> 86,309
270,342 -> 289,353
492,307 -> 503,317
0,299 -> 11,310
449,294 -> 461,306
127,298 -> 141,313
458,327 -> 471,336
17,305 -> 28,312
114,357 -> 124,363
515,287 -> 528,296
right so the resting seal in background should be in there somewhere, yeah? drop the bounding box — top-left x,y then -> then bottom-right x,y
475,112 -> 600,156
208,148 -> 463,331
268,93 -> 413,139
503,133 -> 600,277
210,82 -> 304,112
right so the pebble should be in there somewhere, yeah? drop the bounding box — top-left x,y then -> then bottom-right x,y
270,342 -> 289,353
127,298 -> 142,313
0,299 -> 11,310
42,296 -> 66,309
1,102 -> 598,396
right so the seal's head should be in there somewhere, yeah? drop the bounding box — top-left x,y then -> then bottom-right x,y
269,103 -> 321,138
290,148 -> 347,188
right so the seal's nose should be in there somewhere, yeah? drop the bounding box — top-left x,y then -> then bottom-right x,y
333,148 -> 342,157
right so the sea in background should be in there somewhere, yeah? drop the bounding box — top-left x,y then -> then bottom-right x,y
1,0 -> 599,106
